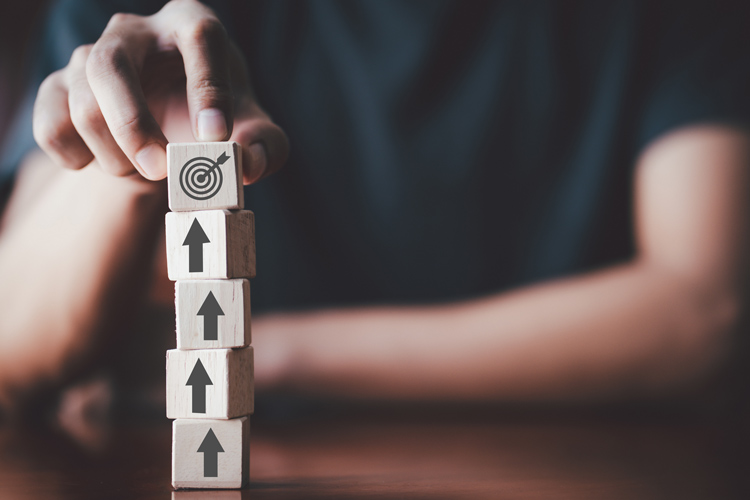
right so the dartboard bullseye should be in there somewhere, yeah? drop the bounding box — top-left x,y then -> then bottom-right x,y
179,153 -> 228,200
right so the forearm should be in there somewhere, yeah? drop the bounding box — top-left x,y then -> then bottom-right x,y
255,126 -> 748,403
0,151 -> 166,408
256,260 -> 737,401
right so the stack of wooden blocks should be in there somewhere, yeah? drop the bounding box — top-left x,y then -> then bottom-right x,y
164,142 -> 254,489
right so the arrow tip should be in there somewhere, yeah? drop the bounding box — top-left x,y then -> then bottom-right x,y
186,358 -> 213,386
197,291 -> 225,316
183,218 -> 210,246
198,428 -> 224,453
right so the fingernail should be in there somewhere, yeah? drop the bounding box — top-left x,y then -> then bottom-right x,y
197,108 -> 228,141
135,143 -> 166,180
246,142 -> 267,183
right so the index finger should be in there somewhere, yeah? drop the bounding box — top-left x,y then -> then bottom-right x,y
153,1 -> 234,143
86,13 -> 168,180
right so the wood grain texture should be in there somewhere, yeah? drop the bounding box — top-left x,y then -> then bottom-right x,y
175,279 -> 251,350
166,347 -> 254,419
167,142 -> 243,212
172,417 -> 250,489
165,210 -> 255,280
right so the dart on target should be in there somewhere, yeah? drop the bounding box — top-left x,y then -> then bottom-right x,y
179,152 -> 230,200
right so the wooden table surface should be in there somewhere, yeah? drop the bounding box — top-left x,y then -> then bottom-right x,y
1,408 -> 748,499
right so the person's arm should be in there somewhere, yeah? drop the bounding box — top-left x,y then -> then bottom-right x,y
255,125 -> 749,401
0,151 -> 165,412
0,0 -> 288,413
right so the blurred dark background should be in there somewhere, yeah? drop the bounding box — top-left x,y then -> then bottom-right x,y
0,2 -> 748,498
0,2 -> 48,158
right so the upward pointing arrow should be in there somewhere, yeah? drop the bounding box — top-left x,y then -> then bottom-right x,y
197,428 -> 224,477
183,219 -> 210,273
186,359 -> 212,413
197,292 -> 224,341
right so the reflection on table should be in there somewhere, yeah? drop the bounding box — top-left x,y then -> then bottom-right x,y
0,405 -> 748,499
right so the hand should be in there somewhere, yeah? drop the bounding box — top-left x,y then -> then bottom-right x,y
32,0 -> 288,182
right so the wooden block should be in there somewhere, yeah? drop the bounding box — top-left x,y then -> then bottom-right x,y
172,416 -> 249,489
166,210 -> 255,280
166,347 -> 254,419
167,142 -> 243,212
176,279 -> 251,349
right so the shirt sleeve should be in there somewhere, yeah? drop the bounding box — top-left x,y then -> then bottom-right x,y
0,0 -> 122,207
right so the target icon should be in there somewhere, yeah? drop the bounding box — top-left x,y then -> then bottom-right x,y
179,152 -> 230,201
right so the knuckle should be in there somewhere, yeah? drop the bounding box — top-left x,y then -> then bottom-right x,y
164,0 -> 216,18
37,71 -> 62,96
181,16 -> 226,46
69,44 -> 93,67
33,115 -> 74,154
86,38 -> 129,81
109,113 -> 151,149
192,76 -> 232,102
69,98 -> 103,131
106,12 -> 137,30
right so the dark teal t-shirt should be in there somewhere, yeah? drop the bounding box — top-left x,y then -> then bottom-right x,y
2,0 -> 750,312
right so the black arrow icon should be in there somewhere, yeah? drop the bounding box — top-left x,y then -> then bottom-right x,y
197,292 -> 224,341
198,428 -> 224,477
183,219 -> 210,272
186,359 -> 212,413
196,151 -> 230,183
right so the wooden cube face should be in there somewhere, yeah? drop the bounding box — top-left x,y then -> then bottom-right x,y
176,279 -> 251,350
166,347 -> 254,419
172,417 -> 249,489
168,142 -> 243,212
166,210 -> 255,280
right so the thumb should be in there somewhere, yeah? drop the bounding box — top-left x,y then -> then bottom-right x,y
231,115 -> 289,184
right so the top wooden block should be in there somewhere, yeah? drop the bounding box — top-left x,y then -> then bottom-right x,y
168,142 -> 243,212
